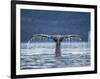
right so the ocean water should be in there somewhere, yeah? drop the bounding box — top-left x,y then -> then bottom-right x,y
20,42 -> 90,70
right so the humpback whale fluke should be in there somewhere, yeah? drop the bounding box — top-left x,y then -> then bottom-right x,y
31,34 -> 81,57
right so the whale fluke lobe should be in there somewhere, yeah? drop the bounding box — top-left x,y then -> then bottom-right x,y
31,34 -> 51,38
31,34 -> 81,57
